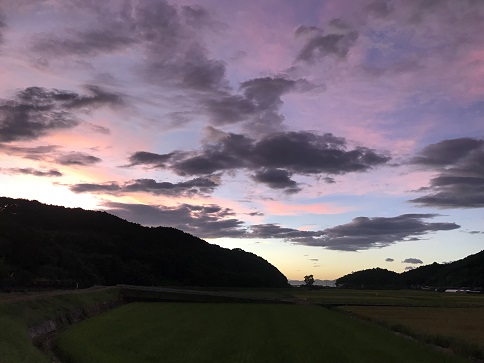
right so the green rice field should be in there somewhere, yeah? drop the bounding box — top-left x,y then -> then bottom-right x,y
54,302 -> 466,363
341,305 -> 484,359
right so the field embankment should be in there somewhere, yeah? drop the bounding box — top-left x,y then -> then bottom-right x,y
0,287 -> 121,363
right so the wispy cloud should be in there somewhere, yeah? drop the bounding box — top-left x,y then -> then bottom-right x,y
0,167 -> 62,177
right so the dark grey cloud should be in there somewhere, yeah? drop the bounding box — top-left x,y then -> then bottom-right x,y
410,138 -> 484,167
14,85 -> 122,111
27,2 -> 320,134
99,201 -> 460,252
206,95 -> 255,125
128,130 -> 390,193
70,176 -> 218,197
125,177 -> 217,196
364,0 -> 484,22
252,169 -> 301,194
170,132 -> 251,175
249,132 -> 389,174
0,167 -> 62,177
305,214 -> 460,251
180,55 -> 227,92
241,77 -> 298,111
103,201 -> 246,239
468,230 -> 483,235
32,28 -> 135,57
404,266 -> 415,271
248,214 -> 459,251
0,88 -> 77,142
385,258 -> 394,262
56,152 -> 101,166
0,11 -> 6,45
322,177 -> 336,184
249,223 -> 321,240
64,85 -> 123,110
0,86 -> 121,142
402,258 -> 423,264
409,138 -> 484,208
365,0 -> 392,18
29,1 -> 228,94
70,182 -> 121,193
126,151 -> 185,168
206,76 -> 317,134
407,0 -> 484,25
129,2 -> 229,94
181,5 -> 215,28
295,25 -> 323,38
296,30 -> 358,62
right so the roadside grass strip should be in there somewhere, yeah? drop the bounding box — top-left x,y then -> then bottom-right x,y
55,303 -> 466,363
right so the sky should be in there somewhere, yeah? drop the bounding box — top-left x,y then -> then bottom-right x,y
0,0 -> 483,281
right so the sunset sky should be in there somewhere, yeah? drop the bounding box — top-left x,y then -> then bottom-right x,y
1,0 -> 483,281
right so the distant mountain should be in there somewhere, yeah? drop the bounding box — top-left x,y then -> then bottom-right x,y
336,268 -> 400,289
336,250 -> 484,289
400,250 -> 484,288
289,279 -> 336,287
0,197 -> 288,288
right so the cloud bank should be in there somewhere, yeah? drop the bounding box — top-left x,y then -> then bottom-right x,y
128,130 -> 390,193
104,201 -> 460,252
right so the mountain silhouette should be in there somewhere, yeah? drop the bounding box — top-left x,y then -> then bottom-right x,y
0,197 -> 288,289
336,250 -> 484,289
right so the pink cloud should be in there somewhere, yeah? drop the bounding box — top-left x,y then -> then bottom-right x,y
259,199 -> 349,216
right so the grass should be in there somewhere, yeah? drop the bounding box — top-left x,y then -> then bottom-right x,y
340,305 -> 484,360
0,287 -> 120,363
55,302 -> 466,363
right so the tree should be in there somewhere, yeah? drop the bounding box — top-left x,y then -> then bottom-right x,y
304,274 -> 314,286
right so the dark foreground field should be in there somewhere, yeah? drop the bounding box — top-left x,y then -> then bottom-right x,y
54,302 -> 467,363
1,288 -> 482,362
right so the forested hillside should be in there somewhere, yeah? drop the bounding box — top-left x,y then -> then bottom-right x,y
0,197 -> 288,289
336,250 -> 484,289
